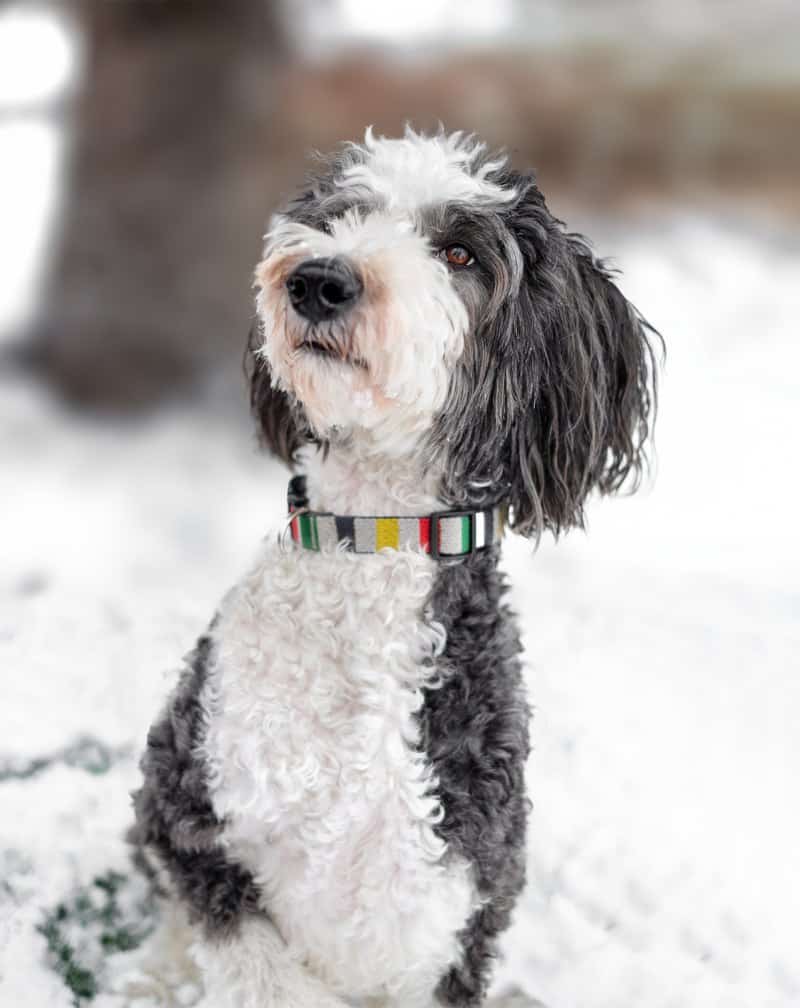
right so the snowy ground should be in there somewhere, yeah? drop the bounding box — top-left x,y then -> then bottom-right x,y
1,216 -> 799,1007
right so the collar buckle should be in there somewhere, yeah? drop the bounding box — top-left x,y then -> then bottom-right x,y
429,509 -> 477,561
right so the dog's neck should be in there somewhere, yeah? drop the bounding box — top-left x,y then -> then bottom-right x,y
301,434 -> 443,516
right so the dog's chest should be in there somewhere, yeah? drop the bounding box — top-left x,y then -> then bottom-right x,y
201,541 -> 471,996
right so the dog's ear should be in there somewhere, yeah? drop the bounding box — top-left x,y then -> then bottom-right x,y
508,232 -> 659,538
245,321 -> 311,467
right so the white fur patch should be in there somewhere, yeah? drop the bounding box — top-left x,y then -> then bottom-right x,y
301,438 -> 444,516
200,534 -> 474,1003
339,126 -> 515,211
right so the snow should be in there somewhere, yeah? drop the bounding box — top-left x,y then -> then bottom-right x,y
1,217 -> 799,1006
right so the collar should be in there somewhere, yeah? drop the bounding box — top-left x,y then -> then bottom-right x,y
287,475 -> 507,560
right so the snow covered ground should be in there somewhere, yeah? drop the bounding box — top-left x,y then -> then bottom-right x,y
1,216 -> 799,1007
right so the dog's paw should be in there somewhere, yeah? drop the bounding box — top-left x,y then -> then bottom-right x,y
104,964 -> 201,1007
485,988 -> 547,1008
104,942 -> 202,1007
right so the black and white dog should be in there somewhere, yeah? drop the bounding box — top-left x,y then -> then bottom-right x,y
130,128 -> 657,1008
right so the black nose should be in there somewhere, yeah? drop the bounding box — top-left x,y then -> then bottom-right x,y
285,258 -> 362,323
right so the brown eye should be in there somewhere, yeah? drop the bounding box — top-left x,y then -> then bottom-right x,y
442,244 -> 474,267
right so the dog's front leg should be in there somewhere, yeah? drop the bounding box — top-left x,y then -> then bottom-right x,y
192,913 -> 353,1008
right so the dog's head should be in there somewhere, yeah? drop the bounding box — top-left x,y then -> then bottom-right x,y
250,127 -> 659,537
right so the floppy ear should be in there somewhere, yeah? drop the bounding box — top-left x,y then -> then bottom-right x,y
244,320 -> 313,466
508,233 -> 659,537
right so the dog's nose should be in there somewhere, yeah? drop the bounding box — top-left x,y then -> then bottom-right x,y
285,258 -> 363,323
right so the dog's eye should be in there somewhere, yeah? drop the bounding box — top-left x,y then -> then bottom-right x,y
440,244 -> 474,268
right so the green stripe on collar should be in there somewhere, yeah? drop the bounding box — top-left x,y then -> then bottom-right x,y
287,476 -> 507,560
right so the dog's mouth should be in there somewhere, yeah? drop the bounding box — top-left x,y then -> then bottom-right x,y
297,339 -> 368,371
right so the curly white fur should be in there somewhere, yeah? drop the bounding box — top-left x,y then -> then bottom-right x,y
199,532 -> 475,1006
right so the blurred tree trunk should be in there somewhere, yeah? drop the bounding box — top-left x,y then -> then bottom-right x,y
36,0 -> 286,407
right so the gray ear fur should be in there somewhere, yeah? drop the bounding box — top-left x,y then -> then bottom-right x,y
245,321 -> 313,466
435,175 -> 660,539
507,235 -> 659,537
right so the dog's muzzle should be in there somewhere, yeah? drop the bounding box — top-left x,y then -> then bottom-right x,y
286,257 -> 363,324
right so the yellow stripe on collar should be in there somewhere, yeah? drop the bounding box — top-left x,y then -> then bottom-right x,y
287,477 -> 507,560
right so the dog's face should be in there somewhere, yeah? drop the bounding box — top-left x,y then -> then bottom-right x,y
253,129 -> 510,454
251,128 -> 658,536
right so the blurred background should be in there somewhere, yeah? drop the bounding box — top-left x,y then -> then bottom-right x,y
1,2 -> 798,1007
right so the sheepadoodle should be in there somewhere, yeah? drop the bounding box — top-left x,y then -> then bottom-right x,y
128,127 -> 658,1008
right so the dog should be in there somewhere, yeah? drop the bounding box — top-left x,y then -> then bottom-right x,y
129,127 -> 657,1008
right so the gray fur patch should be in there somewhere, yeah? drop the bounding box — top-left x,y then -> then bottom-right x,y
128,630 -> 262,938
419,549 -> 530,1006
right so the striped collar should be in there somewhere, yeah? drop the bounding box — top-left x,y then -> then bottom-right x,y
287,476 -> 507,560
